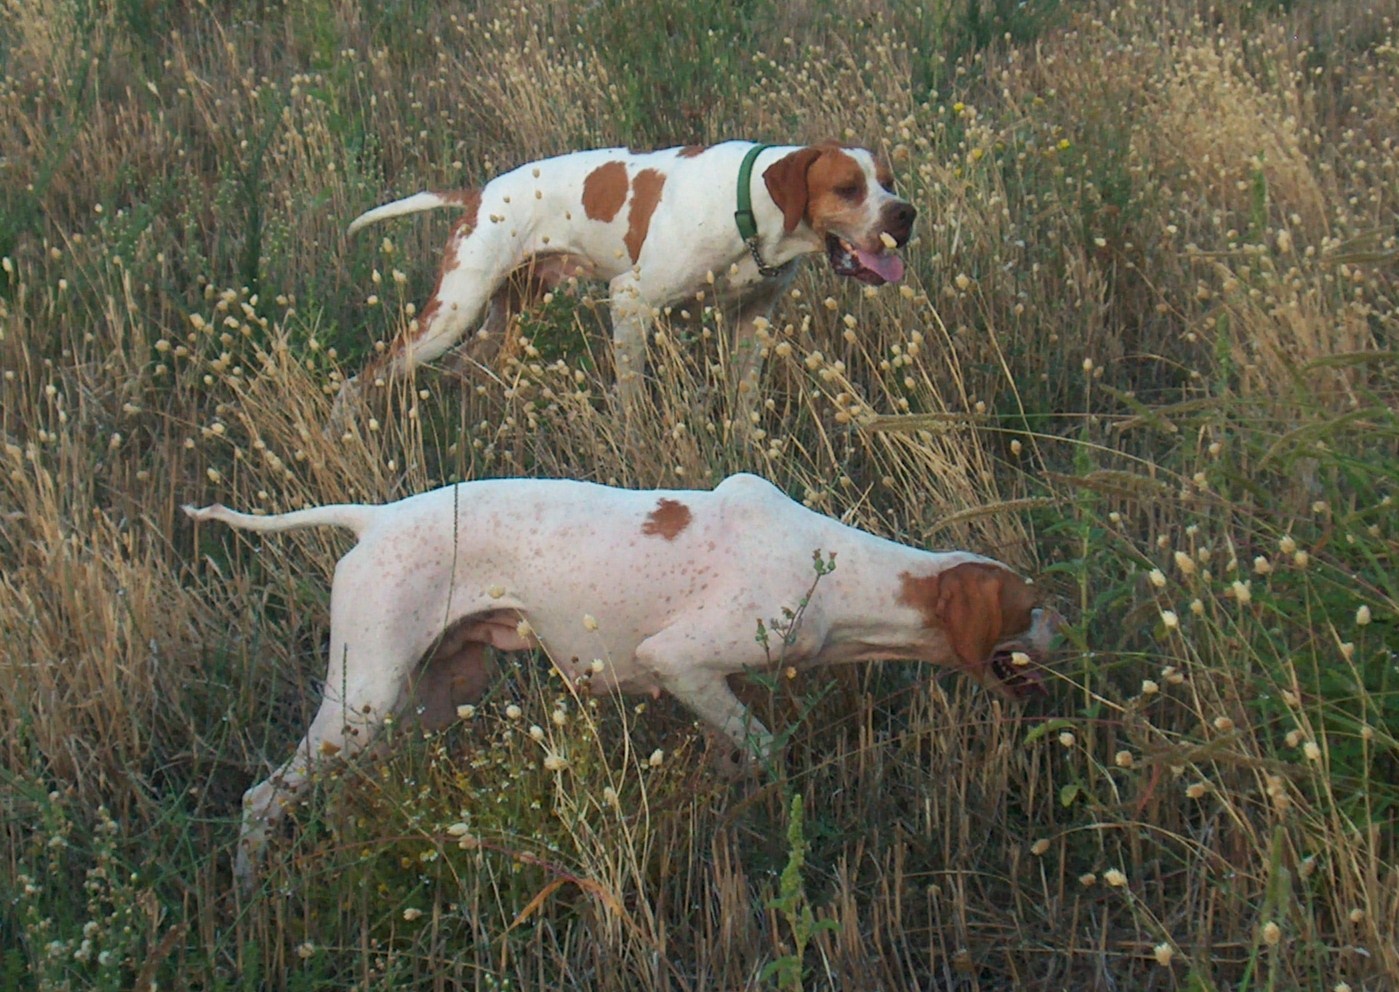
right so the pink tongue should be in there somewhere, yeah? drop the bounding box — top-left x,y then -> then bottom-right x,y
856,247 -> 904,282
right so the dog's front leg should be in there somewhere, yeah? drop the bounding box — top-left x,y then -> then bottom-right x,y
608,275 -> 652,408
659,668 -> 774,779
728,277 -> 789,431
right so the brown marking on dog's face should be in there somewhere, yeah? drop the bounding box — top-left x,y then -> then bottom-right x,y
678,144 -> 706,158
582,160 -> 628,222
625,168 -> 666,263
803,146 -> 877,239
874,158 -> 896,193
641,497 -> 692,540
898,561 -> 1038,674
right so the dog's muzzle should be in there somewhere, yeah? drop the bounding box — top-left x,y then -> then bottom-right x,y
987,607 -> 1059,699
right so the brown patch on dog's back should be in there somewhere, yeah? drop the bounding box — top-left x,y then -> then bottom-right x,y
582,161 -> 628,222
625,169 -> 666,263
641,498 -> 691,540
678,144 -> 706,158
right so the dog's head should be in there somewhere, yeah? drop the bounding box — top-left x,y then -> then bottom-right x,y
763,142 -> 916,285
900,561 -> 1058,699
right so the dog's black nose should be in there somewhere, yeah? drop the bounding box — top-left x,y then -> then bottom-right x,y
884,201 -> 917,245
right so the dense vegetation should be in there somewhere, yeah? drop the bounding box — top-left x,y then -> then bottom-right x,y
2,0 -> 1395,988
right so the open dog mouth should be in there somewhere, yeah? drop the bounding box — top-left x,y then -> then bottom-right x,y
988,646 -> 1048,698
826,234 -> 905,285
986,607 -> 1058,699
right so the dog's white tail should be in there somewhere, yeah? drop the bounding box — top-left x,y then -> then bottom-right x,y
346,191 -> 471,236
183,502 -> 378,538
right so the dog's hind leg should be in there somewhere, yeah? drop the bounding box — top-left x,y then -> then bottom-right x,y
234,570 -> 427,888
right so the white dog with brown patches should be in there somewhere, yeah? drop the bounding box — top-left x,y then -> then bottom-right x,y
185,473 -> 1054,886
336,140 -> 916,414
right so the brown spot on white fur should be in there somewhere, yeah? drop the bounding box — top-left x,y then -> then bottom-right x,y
875,158 -> 896,192
801,147 -> 875,238
384,191 -> 481,364
897,562 -> 1037,671
625,169 -> 666,264
441,188 -> 484,210
641,497 -> 691,540
678,144 -> 706,158
762,145 -> 826,233
582,161 -> 628,222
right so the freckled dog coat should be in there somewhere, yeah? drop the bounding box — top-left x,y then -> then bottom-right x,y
185,473 -> 1053,884
336,141 -> 917,413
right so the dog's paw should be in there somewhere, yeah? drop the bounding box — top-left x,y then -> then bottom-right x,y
705,735 -> 762,782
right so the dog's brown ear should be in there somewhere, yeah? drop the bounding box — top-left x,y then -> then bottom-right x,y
937,563 -> 1037,669
763,146 -> 825,233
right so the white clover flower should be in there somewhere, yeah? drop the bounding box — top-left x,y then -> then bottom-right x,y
1160,610 -> 1179,630
1303,741 -> 1322,761
1278,534 -> 1296,555
1261,921 -> 1281,945
402,907 -> 423,921
1173,551 -> 1196,576
456,704 -> 476,720
1148,568 -> 1167,589
1141,679 -> 1160,696
543,753 -> 568,772
505,704 -> 523,721
528,724 -> 545,742
1030,838 -> 1050,855
1104,868 -> 1127,887
297,942 -> 316,959
1058,731 -> 1075,748
647,749 -> 664,768
1231,580 -> 1252,605
1356,605 -> 1372,626
1114,750 -> 1134,768
1153,943 -> 1174,966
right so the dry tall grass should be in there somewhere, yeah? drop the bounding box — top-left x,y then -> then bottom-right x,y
2,0 -> 1396,989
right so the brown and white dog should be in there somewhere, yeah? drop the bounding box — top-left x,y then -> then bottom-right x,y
185,472 -> 1053,885
336,141 -> 916,416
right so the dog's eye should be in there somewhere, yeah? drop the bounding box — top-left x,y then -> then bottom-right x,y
835,182 -> 862,200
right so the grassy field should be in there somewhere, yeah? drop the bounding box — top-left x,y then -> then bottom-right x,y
2,0 -> 1396,988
